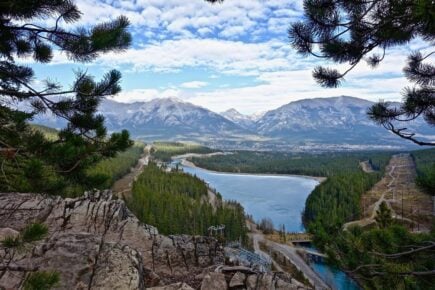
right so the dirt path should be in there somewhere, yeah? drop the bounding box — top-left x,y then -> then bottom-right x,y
112,145 -> 151,199
343,154 -> 431,231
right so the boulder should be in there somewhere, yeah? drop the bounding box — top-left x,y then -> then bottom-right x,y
246,275 -> 258,289
201,273 -> 228,290
229,272 -> 246,288
147,282 -> 195,290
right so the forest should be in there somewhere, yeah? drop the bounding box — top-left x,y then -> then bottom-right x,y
0,123 -> 144,197
304,172 -> 382,238
413,148 -> 435,196
192,148 -> 435,288
127,162 -> 247,241
189,150 -> 392,177
86,142 -> 144,190
151,141 -> 215,162
304,148 -> 435,289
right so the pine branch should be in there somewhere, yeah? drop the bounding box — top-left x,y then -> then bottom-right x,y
370,241 -> 435,258
384,122 -> 435,146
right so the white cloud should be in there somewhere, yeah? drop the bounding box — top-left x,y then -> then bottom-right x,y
72,0 -> 300,39
23,1 -> 433,115
180,81 -> 208,89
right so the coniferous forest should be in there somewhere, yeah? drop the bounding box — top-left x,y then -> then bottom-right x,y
190,151 -> 392,177
128,162 -> 247,241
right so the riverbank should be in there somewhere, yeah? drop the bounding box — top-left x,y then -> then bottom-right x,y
178,157 -> 327,183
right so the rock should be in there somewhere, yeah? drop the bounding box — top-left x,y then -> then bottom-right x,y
148,282 -> 195,290
246,275 -> 258,289
257,274 -> 274,290
201,273 -> 228,290
276,278 -> 298,290
0,191 -> 308,290
0,191 -> 223,289
0,227 -> 19,240
229,272 -> 246,288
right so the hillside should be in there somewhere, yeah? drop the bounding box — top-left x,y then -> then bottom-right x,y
255,96 -> 432,145
30,96 -> 433,150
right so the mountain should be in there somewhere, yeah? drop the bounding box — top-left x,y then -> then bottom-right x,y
256,96 -> 433,145
30,96 -> 432,150
221,108 -> 256,130
98,98 -> 253,141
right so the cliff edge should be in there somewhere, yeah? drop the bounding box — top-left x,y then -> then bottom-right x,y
0,191 -> 307,289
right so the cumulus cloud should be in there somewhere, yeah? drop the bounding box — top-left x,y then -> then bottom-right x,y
22,0 -> 432,115
180,81 -> 208,89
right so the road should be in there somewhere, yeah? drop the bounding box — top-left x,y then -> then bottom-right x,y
250,233 -> 330,290
249,232 -> 284,272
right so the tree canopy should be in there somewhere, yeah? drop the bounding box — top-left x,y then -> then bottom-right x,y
289,0 -> 434,146
0,0 -> 133,191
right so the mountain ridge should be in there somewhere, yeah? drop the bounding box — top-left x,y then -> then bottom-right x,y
31,96 -> 433,149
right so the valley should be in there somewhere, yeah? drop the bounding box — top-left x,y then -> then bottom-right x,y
170,145 -> 435,289
2,1 -> 434,289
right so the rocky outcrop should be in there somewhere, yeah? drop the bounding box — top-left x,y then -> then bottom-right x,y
199,268 -> 308,290
0,191 -> 222,289
0,191 -> 308,289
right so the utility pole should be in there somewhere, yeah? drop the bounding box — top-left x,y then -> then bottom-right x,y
401,190 -> 404,218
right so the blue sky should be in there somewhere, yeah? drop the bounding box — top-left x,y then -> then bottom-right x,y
27,0 -> 431,114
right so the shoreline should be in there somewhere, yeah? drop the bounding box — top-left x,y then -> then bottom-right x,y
176,158 -> 327,183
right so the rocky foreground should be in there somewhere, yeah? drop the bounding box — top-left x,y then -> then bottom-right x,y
0,191 -> 307,289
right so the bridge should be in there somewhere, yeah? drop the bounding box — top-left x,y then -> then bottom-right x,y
287,233 -> 313,243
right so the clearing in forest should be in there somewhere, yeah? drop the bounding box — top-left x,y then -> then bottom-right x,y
344,154 -> 433,232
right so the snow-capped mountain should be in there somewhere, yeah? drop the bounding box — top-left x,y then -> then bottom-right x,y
257,96 -> 374,133
221,108 -> 256,130
99,98 -> 251,141
255,96 -> 432,144
30,96 -> 433,148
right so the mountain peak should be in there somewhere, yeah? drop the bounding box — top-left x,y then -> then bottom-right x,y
223,108 -> 242,114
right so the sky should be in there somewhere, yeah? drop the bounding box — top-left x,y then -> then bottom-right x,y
26,0 -> 432,114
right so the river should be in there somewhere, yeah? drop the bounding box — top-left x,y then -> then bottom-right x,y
175,160 -> 360,290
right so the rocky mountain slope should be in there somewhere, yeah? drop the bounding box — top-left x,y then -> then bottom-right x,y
0,191 -> 306,289
31,96 -> 433,148
100,98 -> 252,141
220,109 -> 256,131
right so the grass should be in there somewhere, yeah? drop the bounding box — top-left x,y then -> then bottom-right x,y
24,271 -> 60,290
1,235 -> 21,248
21,223 -> 48,243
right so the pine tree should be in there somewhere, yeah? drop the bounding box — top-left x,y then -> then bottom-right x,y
375,201 -> 393,229
289,0 -> 434,146
0,0 -> 133,192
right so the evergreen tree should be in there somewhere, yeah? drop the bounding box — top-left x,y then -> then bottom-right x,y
0,0 -> 133,192
289,0 -> 434,146
375,201 -> 393,229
